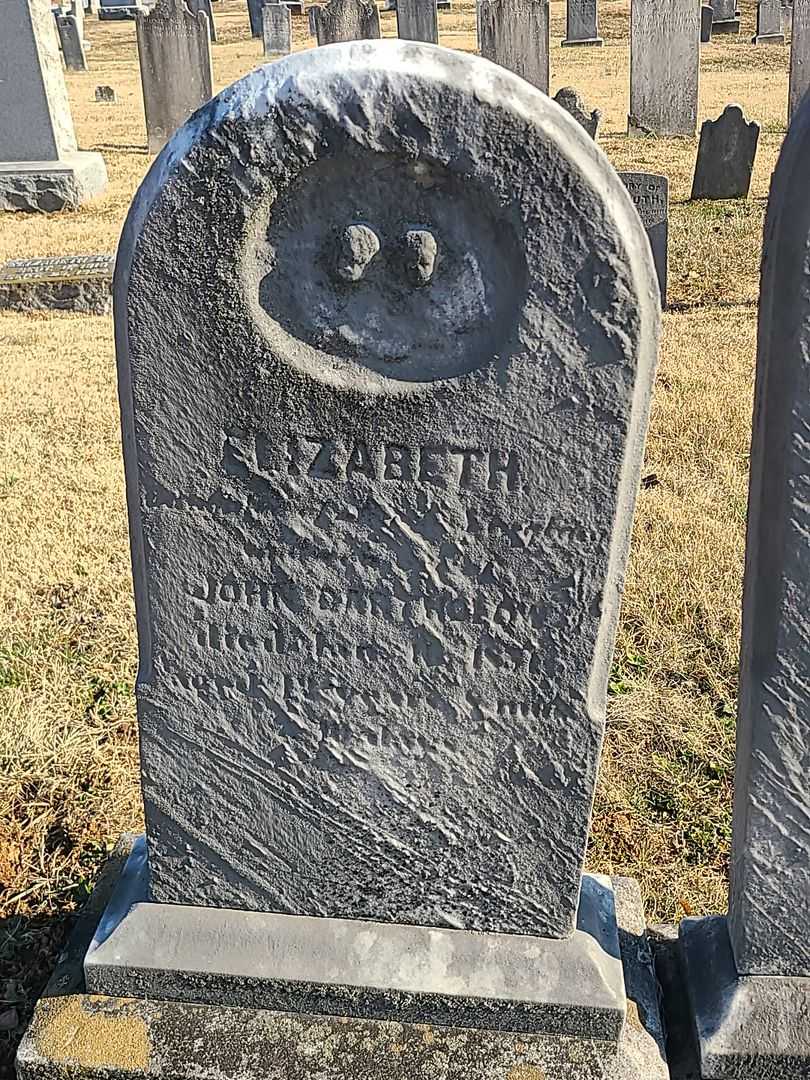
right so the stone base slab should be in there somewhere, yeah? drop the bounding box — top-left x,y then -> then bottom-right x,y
17,837 -> 668,1080
680,915 -> 810,1079
561,36 -> 604,46
752,32 -> 785,42
0,153 -> 108,212
712,17 -> 740,32
83,838 -> 626,1041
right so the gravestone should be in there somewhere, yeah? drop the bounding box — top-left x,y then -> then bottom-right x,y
396,0 -> 438,42
262,1 -> 291,54
477,0 -> 549,93
247,0 -> 262,35
562,0 -> 602,46
189,0 -> 217,40
95,84 -> 117,102
691,104 -> 759,200
0,253 -> 114,313
701,4 -> 713,41
554,86 -> 601,138
310,0 -> 380,43
0,0 -> 107,211
136,0 -> 213,155
629,0 -> 698,135
56,12 -> 88,69
308,3 -> 317,32
619,172 -> 667,306
681,87 -> 810,1079
789,0 -> 810,119
753,0 -> 784,40
712,0 -> 739,31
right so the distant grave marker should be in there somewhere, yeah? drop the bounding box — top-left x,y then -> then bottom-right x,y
262,1 -> 291,53
554,86 -> 601,138
629,0 -> 698,135
95,84 -> 117,102
753,0 -> 784,40
396,0 -> 438,42
691,104 -> 759,200
562,0 -> 602,46
56,13 -> 88,70
619,171 -> 668,305
0,254 -> 114,313
310,0 -> 381,42
712,0 -> 740,31
477,0 -> 549,92
701,4 -> 713,41
789,0 -> 810,119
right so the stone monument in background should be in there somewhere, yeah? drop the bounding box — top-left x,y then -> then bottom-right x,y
136,0 -> 213,154
789,0 -> 810,119
629,0 -> 699,135
56,12 -> 88,70
619,171 -> 668,306
310,0 -> 381,44
681,88 -> 810,1079
0,0 -> 107,211
18,39 -> 668,1080
262,1 -> 291,54
477,0 -> 550,92
396,0 -> 439,42
690,104 -> 759,200
562,0 -> 602,46
753,0 -> 784,41
712,0 -> 740,32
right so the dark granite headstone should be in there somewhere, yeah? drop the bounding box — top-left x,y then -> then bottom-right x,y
553,86 -> 601,139
619,171 -> 668,306
56,12 -> 88,70
701,4 -> 713,41
691,104 -> 759,200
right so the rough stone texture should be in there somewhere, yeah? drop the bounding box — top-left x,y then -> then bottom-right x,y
789,0 -> 810,119
136,0 -> 212,155
690,104 -> 759,200
753,0 -> 784,40
701,4 -> 713,41
262,2 -> 291,53
1,0 -> 77,162
562,0 -> 602,46
0,253 -> 114,312
0,153 -> 108,212
396,0 -> 438,43
115,41 -> 659,937
618,172 -> 667,307
680,917 -> 810,1078
56,13 -> 88,69
16,840 -> 668,1080
95,84 -> 117,102
629,0 -> 698,135
84,840 -> 626,1041
310,0 -> 380,42
553,86 -> 601,138
726,87 -> 810,980
477,0 -> 549,91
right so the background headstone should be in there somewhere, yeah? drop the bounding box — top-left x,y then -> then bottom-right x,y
619,172 -> 668,306
554,86 -> 601,138
629,0 -> 699,135
246,0 -> 263,35
562,0 -> 602,46
0,254 -> 114,314
188,0 -> 217,40
753,0 -> 784,40
56,13 -> 88,69
701,4 -> 713,41
95,84 -> 117,102
691,104 -> 759,200
113,40 -> 660,939
262,1 -> 291,53
0,0 -> 107,211
310,0 -> 380,43
476,0 -> 549,93
789,0 -> 810,119
396,0 -> 438,42
136,0 -> 213,155
712,0 -> 740,31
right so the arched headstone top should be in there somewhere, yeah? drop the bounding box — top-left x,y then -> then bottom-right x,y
117,41 -> 659,937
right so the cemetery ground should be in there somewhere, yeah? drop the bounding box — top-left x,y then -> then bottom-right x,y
0,0 -> 785,1070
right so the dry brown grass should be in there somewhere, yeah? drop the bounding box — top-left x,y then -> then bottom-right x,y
0,0 -> 785,1072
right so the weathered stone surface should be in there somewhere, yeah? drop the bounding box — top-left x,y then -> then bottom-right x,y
84,839 -> 626,1041
188,0 -> 217,40
115,41 -> 659,938
712,0 -> 739,29
681,917 -> 810,1078
136,0 -> 212,154
618,172 -> 667,306
553,87 -> 601,139
789,0 -> 810,119
690,104 -> 759,200
56,13 -> 88,69
629,0 -> 698,135
262,2 -> 291,53
17,839 -> 668,1080
310,0 -> 380,42
701,4 -> 713,41
2,0 -> 77,162
396,0 -> 438,42
726,88 -> 810,981
95,84 -> 117,102
753,0 -> 784,40
476,0 -> 549,91
0,153 -> 107,212
562,0 -> 602,46
0,253 -> 114,313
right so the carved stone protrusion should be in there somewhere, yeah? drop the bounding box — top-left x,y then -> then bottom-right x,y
399,228 -> 437,286
553,87 -> 601,140
334,223 -> 380,282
